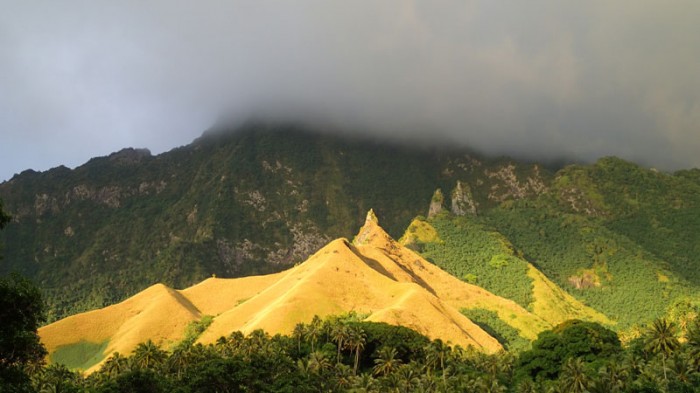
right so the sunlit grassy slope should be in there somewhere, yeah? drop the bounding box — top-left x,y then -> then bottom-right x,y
39,283 -> 201,373
43,211 -> 600,374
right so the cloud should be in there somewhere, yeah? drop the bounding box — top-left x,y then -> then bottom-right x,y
1,1 -> 699,181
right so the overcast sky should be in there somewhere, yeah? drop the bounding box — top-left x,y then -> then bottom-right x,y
1,1 -> 699,181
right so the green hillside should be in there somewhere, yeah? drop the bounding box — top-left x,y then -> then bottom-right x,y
401,215 -> 535,310
403,156 -> 700,329
0,122 -> 548,321
2,122 -> 700,330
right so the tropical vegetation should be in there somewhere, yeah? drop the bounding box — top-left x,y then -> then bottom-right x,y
25,315 -> 700,392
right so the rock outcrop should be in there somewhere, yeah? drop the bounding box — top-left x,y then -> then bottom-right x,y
427,189 -> 445,218
451,181 -> 477,216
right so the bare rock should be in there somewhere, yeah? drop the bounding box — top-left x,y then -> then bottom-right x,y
451,181 -> 477,216
427,189 -> 445,219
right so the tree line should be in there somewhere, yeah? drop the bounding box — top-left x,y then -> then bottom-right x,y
2,308 -> 699,392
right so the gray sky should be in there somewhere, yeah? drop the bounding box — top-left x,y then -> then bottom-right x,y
2,1 -> 700,181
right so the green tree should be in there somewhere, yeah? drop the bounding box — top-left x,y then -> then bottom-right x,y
515,320 -> 621,381
305,316 -> 323,352
372,346 -> 401,376
0,273 -> 48,391
685,318 -> 700,372
131,340 -> 167,370
293,323 -> 306,355
644,318 -> 680,383
0,200 -> 9,269
346,325 -> 366,375
97,369 -> 170,393
100,352 -> 129,378
558,357 -> 589,393
591,362 -> 628,393
515,379 -> 538,393
307,350 -> 331,374
31,363 -> 83,393
331,322 -> 350,364
425,339 -> 451,391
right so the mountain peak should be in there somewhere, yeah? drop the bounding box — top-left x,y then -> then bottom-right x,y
354,209 -> 391,246
365,208 -> 378,225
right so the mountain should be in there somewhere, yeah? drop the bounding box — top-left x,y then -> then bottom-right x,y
40,212 -> 610,373
2,122 -> 700,333
0,122 -> 549,321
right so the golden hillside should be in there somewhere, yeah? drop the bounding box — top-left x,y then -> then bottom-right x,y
40,284 -> 201,372
40,210 -> 597,373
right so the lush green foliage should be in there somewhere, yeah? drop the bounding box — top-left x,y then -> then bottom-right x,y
0,273 -> 47,392
515,319 -> 622,381
0,200 -> 8,227
417,215 -> 534,309
176,316 -> 214,350
29,315 -> 700,392
461,308 -> 530,352
1,124 -> 517,321
481,197 -> 695,328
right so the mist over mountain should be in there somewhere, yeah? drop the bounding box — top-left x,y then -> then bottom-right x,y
3,3 -> 700,391
2,2 -> 700,182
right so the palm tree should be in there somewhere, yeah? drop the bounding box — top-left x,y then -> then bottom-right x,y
334,363 -> 355,390
187,342 -> 215,364
167,348 -> 188,379
220,330 -> 245,356
308,350 -> 331,374
645,318 -> 680,383
668,352 -> 693,385
372,346 -> 402,376
558,357 -> 589,393
515,379 -> 538,393
32,363 -> 82,393
132,339 -> 167,370
306,316 -> 323,352
331,322 -> 350,364
686,318 -> 700,372
346,325 -> 366,375
396,363 -> 420,393
248,329 -> 270,349
382,373 -> 402,392
350,372 -> 375,393
592,362 -> 627,393
622,353 -> 645,379
425,339 -> 451,391
292,323 -> 306,354
476,376 -> 506,393
101,352 -> 128,377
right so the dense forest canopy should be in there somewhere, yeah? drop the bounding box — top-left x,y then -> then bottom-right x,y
25,314 -> 700,392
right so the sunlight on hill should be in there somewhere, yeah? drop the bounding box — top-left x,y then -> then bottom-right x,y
39,283 -> 201,373
527,265 -> 613,326
398,217 -> 442,246
41,210 -> 605,373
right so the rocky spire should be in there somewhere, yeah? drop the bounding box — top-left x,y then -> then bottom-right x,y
354,209 -> 383,245
427,189 -> 445,219
365,208 -> 379,225
451,181 -> 477,216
